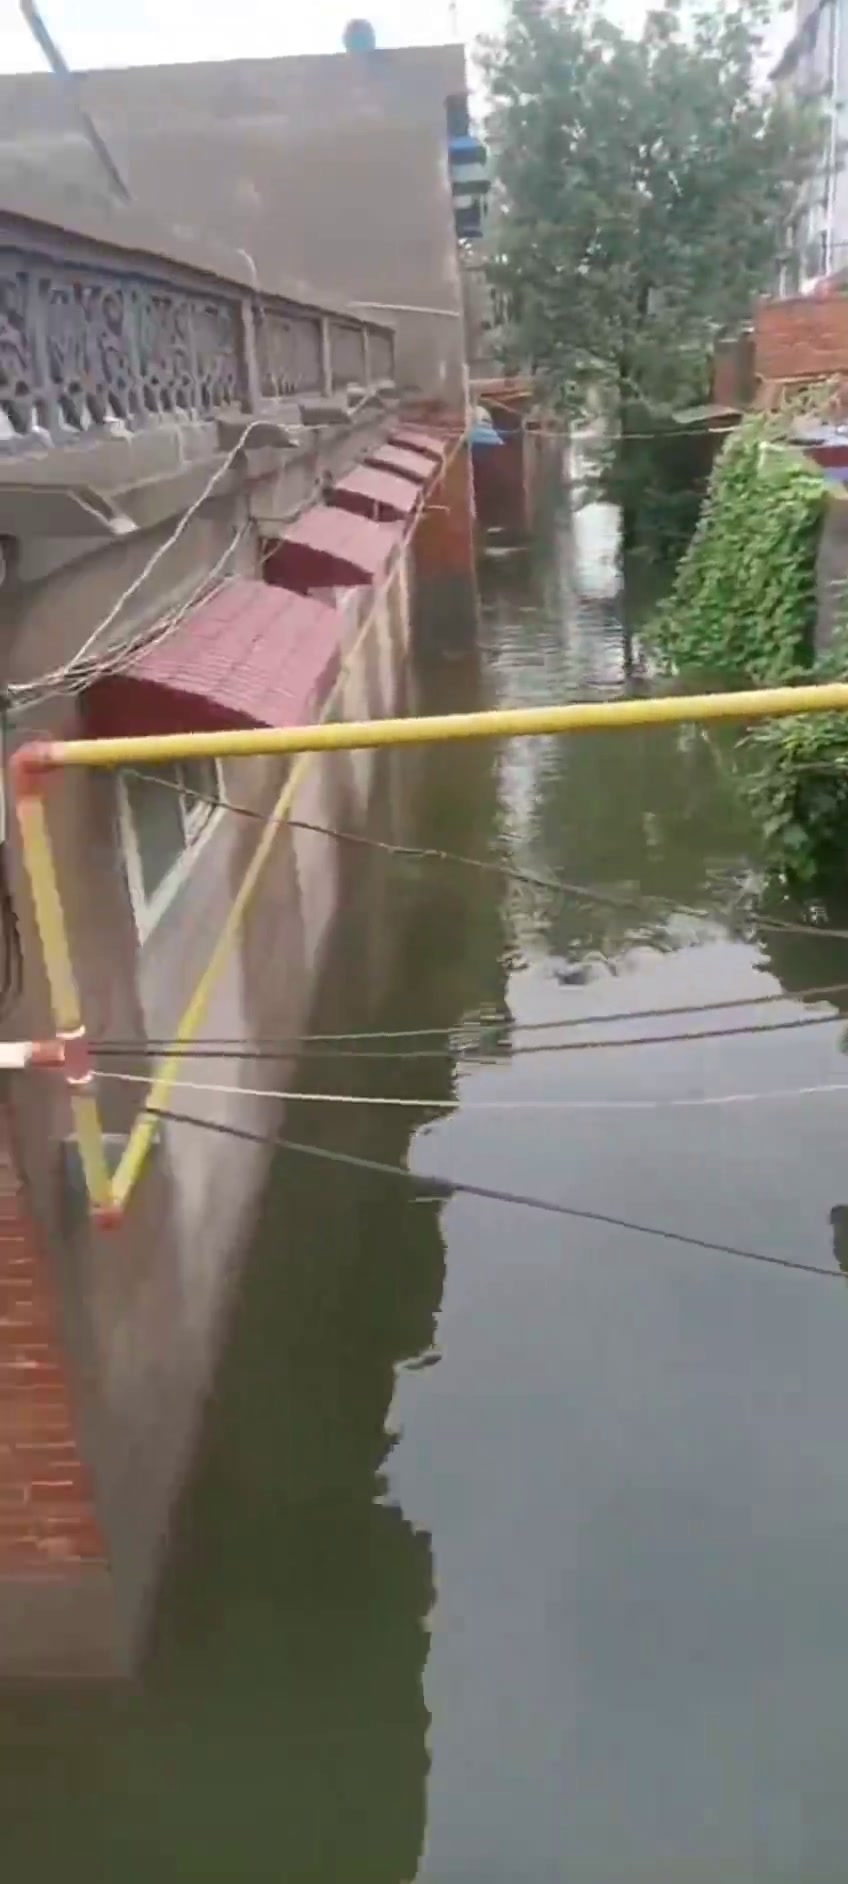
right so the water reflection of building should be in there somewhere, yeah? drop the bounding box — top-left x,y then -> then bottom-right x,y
830,1206 -> 848,1279
0,617 -> 509,1878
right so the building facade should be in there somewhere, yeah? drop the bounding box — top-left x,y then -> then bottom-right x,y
0,41 -> 481,408
0,37 -> 482,1676
773,0 -> 848,289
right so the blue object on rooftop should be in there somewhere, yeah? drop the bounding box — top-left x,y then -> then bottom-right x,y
343,18 -> 377,52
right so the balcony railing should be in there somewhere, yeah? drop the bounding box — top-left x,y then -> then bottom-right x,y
0,210 -> 395,450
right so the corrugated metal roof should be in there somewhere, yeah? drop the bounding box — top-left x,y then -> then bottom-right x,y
84,579 -> 344,737
331,465 -> 420,521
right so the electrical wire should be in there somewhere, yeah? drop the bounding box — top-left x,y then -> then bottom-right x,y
13,525 -> 249,716
406,413 -> 835,444
21,486 -> 322,715
113,765 -> 848,949
88,780 -> 848,1054
143,1103 -> 846,1282
8,414 -> 286,710
97,1066 -> 848,1112
405,420 -> 747,444
91,1007 -> 848,1063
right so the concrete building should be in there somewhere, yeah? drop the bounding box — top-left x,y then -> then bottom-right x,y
0,40 -> 481,1676
0,41 -> 473,408
773,0 -> 848,288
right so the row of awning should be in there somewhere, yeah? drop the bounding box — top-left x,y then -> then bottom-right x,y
83,426 -> 446,739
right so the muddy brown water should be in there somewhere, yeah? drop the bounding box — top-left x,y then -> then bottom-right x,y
4,474 -> 848,1881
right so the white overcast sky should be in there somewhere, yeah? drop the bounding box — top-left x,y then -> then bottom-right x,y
0,0 -> 788,72
0,0 -> 501,69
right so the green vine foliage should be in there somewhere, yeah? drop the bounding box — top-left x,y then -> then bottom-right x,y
649,415 -> 848,887
650,417 -> 825,683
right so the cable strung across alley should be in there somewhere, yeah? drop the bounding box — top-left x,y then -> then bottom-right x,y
90,1006 -> 848,1062
121,766 -> 848,948
97,1066 -> 848,1113
141,1105 -> 845,1283
8,417 -> 284,710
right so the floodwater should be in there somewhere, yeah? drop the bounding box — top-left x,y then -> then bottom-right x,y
6,464 -> 848,1881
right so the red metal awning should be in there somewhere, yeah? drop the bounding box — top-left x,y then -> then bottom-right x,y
365,443 -> 435,484
263,503 -> 402,592
330,465 -> 419,523
389,427 -> 447,462
83,579 -> 345,737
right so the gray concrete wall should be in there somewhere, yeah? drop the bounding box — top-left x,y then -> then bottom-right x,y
0,45 -> 468,405
0,396 -> 427,1670
815,484 -> 848,652
4,523 -> 416,1672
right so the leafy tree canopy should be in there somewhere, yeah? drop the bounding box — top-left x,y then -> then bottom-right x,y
482,0 -> 823,412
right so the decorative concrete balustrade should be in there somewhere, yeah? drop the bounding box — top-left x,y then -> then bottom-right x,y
0,198 -> 395,450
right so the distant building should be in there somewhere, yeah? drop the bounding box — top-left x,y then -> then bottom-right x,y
772,0 -> 847,290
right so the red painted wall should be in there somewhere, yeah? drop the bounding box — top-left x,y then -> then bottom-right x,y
0,1106 -> 104,1575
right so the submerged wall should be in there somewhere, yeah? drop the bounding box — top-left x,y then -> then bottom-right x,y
0,551 -> 416,1678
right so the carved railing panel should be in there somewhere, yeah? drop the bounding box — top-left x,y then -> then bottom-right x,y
0,263 -> 40,436
0,232 -> 395,447
0,251 -> 245,443
257,307 -> 323,398
330,319 -> 367,389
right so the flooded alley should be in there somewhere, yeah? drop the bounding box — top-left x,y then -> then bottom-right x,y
5,467 -> 848,1883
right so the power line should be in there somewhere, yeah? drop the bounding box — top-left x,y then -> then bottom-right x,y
19,0 -> 131,203
9,417 -> 285,709
17,468 -> 332,716
408,418 -> 752,443
97,1066 -> 848,1112
118,765 -> 848,948
144,1103 -> 845,1282
91,1007 -> 848,1062
17,526 -> 248,717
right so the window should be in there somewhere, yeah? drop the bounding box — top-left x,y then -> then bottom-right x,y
118,757 -> 223,937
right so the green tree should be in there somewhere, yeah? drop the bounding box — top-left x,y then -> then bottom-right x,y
483,0 -> 822,420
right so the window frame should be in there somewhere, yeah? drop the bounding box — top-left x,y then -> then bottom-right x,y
117,757 -> 225,942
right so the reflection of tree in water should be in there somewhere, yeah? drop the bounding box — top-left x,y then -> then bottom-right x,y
475,481 -> 768,976
750,886 -> 848,1029
523,719 -> 758,970
477,482 -> 567,624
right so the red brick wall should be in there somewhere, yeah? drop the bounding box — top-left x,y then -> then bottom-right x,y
413,437 -> 476,577
0,1108 -> 104,1574
755,297 -> 848,384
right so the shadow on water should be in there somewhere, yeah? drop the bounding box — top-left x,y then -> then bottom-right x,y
7,472 -> 848,1882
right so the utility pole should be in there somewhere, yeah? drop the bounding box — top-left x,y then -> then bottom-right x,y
19,0 -> 131,203
449,0 -> 460,37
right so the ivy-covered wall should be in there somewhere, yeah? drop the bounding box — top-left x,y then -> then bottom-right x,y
651,420 -> 825,682
650,416 -> 848,886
